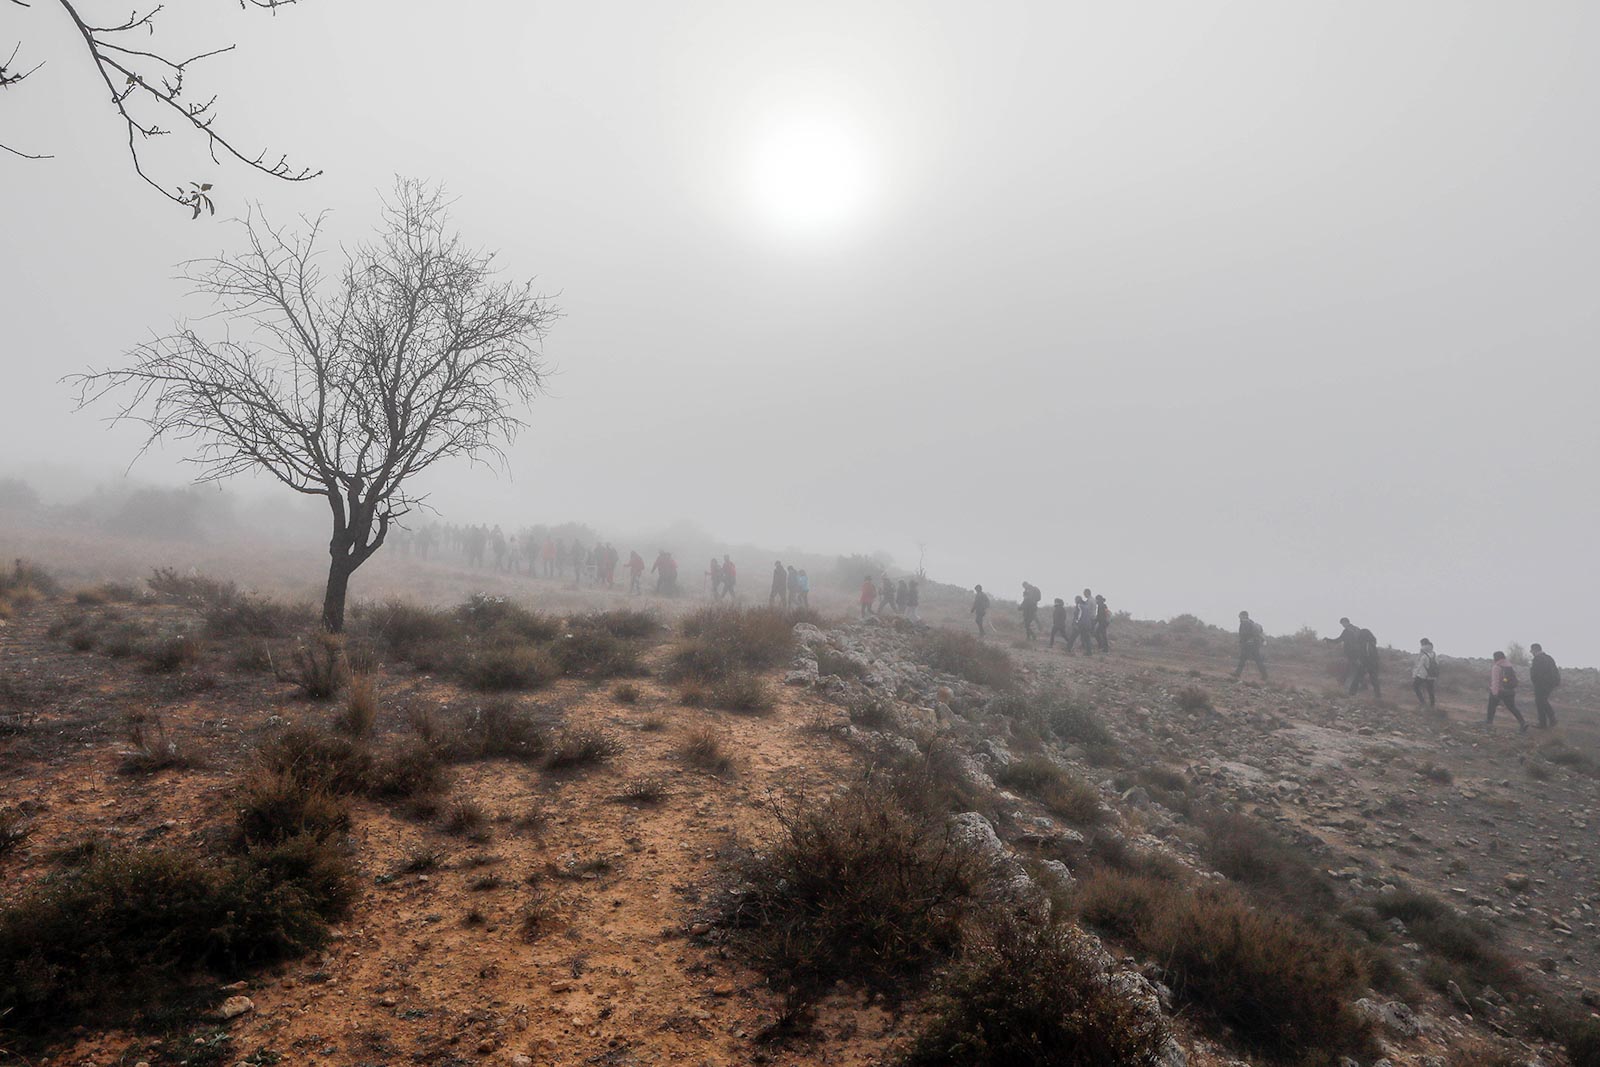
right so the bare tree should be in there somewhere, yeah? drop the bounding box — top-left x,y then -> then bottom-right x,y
71,180 -> 559,631
3,0 -> 318,214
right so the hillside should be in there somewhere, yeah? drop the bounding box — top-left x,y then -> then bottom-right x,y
1,548 -> 1598,1067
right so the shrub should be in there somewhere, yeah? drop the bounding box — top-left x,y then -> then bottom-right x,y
456,594 -> 559,642
549,626 -> 641,678
1174,686 -> 1214,714
917,631 -> 1016,689
725,779 -> 988,1001
446,699 -> 547,762
0,807 -> 32,859
1567,1016 -> 1600,1067
571,609 -> 662,640
1370,889 -> 1520,994
0,559 -> 60,598
279,633 -> 345,700
877,737 -> 997,820
258,725 -> 373,795
848,694 -> 896,729
1541,740 -> 1599,777
138,633 -> 202,674
443,800 -> 490,839
671,606 -> 802,680
359,599 -> 462,660
366,741 -> 448,799
902,911 -> 1169,1066
680,725 -> 732,775
1419,761 -> 1454,785
614,776 -> 668,805
1077,871 -> 1369,1059
205,595 -> 309,639
118,715 -> 197,776
709,672 -> 775,714
611,681 -> 642,704
336,674 -> 379,737
997,757 -> 1104,826
1197,808 -> 1334,915
146,567 -> 236,606
233,769 -> 351,847
453,641 -> 559,692
545,727 -> 622,770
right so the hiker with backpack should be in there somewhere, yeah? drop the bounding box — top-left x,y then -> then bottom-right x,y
721,555 -> 737,600
1049,598 -> 1070,647
770,562 -> 788,608
1232,610 -> 1268,679
1411,638 -> 1439,710
1072,589 -> 1097,655
1327,618 -> 1381,698
971,585 -> 991,636
1486,651 -> 1528,733
1530,644 -> 1561,728
1094,594 -> 1111,652
1019,582 -> 1042,640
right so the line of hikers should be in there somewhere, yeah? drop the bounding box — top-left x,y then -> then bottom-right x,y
966,584 -> 1111,655
766,562 -> 810,610
1231,613 -> 1565,733
859,573 -> 920,619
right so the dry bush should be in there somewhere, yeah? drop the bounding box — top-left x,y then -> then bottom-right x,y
443,800 -> 491,839
452,641 -> 559,692
549,625 -> 642,678
571,608 -> 662,640
357,599 -> 463,661
1077,871 -> 1369,1060
917,631 -> 1017,689
117,714 -> 197,776
279,633 -> 345,699
366,740 -> 449,799
257,725 -> 374,795
613,776 -> 668,805
709,672 -> 775,714
1196,808 -> 1335,916
137,633 -> 202,674
848,694 -> 896,729
445,698 -> 548,763
996,756 -> 1103,826
875,736 -> 998,820
902,910 -> 1169,1066
205,594 -> 310,639
725,778 -> 988,1002
1,559 -> 60,599
1174,685 -> 1214,714
670,606 -> 804,681
1370,889 -> 1521,995
145,567 -> 236,606
544,726 -> 622,770
1418,761 -> 1454,785
1566,1017 -> 1600,1067
336,673 -> 379,737
456,594 -> 560,642
0,807 -> 32,859
234,768 -> 351,847
611,682 -> 643,705
680,725 -> 733,775
1540,739 -> 1599,777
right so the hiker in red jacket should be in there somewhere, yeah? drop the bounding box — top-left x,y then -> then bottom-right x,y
860,576 -> 877,619
626,550 -> 645,594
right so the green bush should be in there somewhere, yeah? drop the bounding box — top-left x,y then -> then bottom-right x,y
1370,889 -> 1520,995
456,594 -> 559,642
549,626 -> 641,678
570,609 -> 662,640
996,757 -> 1103,826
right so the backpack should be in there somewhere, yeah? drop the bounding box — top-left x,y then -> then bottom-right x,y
1097,602 -> 1110,624
1250,620 -> 1265,643
1424,651 -> 1439,679
1500,665 -> 1518,690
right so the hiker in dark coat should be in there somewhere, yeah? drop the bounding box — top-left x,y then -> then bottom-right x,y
1486,651 -> 1528,733
1072,590 -> 1097,655
1327,618 -> 1380,697
1019,582 -> 1041,640
1232,610 -> 1268,680
1049,598 -> 1070,647
971,585 -> 990,636
1530,644 -> 1561,728
1093,594 -> 1111,652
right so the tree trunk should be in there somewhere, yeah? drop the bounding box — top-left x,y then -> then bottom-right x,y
322,552 -> 355,632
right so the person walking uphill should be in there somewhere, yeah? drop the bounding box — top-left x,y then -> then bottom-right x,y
1412,638 -> 1439,710
1486,651 -> 1528,733
1071,590 -> 1097,655
971,585 -> 990,636
1093,594 -> 1111,652
1327,618 -> 1380,698
1049,598 -> 1070,647
860,576 -> 877,619
1530,644 -> 1561,728
1232,610 -> 1268,680
1019,582 -> 1042,640
770,562 -> 788,609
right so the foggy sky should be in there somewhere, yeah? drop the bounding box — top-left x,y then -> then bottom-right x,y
3,1 -> 1597,660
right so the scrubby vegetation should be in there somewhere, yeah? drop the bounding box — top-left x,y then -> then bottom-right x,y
1368,888 -> 1521,996
669,605 -> 813,681
995,756 -> 1103,826
917,630 -> 1016,689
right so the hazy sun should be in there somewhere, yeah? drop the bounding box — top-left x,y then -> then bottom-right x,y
747,116 -> 875,238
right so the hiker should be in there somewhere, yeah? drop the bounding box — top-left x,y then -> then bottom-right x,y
860,575 -> 877,618
797,569 -> 810,609
1486,651 -> 1528,733
770,562 -> 788,608
652,550 -> 672,594
1019,582 -> 1041,640
905,578 -> 920,621
1072,590 -> 1097,655
1327,618 -> 1380,697
721,555 -> 737,600
971,584 -> 990,635
1530,644 -> 1561,728
627,550 -> 645,595
1094,594 -> 1111,652
709,557 -> 724,600
1049,598 -> 1070,647
879,574 -> 897,615
896,579 -> 909,616
1411,639 -> 1439,710
1232,610 -> 1268,679
786,565 -> 800,609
